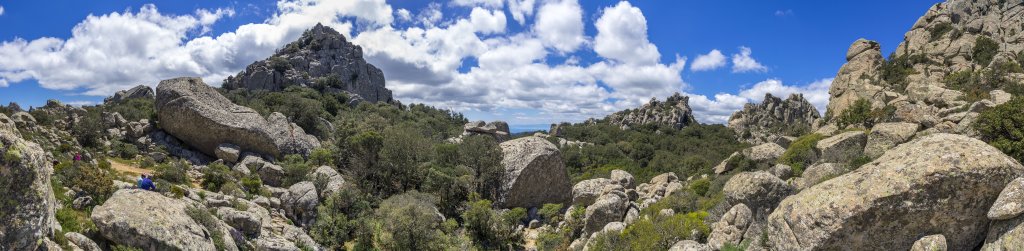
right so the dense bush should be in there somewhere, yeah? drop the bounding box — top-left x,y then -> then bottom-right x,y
975,97 -> 1024,162
56,207 -> 97,234
154,160 -> 191,185
879,53 -> 931,91
372,191 -> 457,250
834,99 -> 894,128
311,186 -> 374,249
281,154 -> 313,187
945,62 -> 1024,102
54,161 -> 115,204
928,23 -> 953,42
974,36 -> 1000,67
559,123 -> 743,182
201,162 -> 233,192
777,133 -> 826,176
457,135 -> 504,200
587,211 -> 710,250
463,198 -> 522,250
105,98 -> 156,121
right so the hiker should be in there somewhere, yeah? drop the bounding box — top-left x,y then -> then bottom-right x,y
138,174 -> 156,191
73,153 -> 82,162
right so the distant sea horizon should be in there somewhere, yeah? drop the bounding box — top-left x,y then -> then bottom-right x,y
509,124 -> 551,134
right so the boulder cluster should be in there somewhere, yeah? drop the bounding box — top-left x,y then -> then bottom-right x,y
605,93 -> 697,130
727,93 -> 820,144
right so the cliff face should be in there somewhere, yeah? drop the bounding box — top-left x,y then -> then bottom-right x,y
825,0 -> 1023,128
605,93 -> 697,130
223,23 -> 393,103
728,93 -> 820,144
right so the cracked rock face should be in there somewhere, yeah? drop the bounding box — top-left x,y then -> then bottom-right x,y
605,93 -> 697,130
728,93 -> 820,144
766,133 -> 1023,250
0,113 -> 57,250
223,23 -> 392,103
156,77 -> 320,159
825,0 -> 1024,129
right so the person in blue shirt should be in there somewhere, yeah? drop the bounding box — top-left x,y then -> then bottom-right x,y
139,174 -> 156,191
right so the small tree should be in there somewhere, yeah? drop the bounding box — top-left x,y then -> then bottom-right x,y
975,97 -> 1024,162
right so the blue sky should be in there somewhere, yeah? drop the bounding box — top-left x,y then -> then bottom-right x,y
0,0 -> 940,130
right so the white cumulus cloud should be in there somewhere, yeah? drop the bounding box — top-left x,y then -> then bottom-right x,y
534,0 -> 585,53
690,49 -> 726,72
731,46 -> 768,73
593,1 -> 661,65
0,6 -> 5,16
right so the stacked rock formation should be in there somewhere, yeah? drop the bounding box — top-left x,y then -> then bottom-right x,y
728,93 -> 821,144
605,93 -> 697,130
223,23 -> 393,103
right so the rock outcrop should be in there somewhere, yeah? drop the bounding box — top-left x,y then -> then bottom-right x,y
92,189 -> 218,250
825,0 -> 1024,129
728,93 -> 821,144
104,84 -> 154,104
460,121 -> 511,142
0,113 -> 57,250
223,23 -> 392,103
155,77 -> 320,159
605,93 -> 697,130
497,136 -> 572,208
766,133 -> 1024,250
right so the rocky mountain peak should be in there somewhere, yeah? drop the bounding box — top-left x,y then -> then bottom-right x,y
605,92 -> 697,130
728,93 -> 820,144
223,23 -> 393,103
824,0 -> 1020,130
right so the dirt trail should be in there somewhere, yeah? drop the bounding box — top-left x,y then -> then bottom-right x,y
109,160 -> 153,177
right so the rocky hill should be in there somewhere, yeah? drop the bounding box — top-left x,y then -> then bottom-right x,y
223,23 -> 393,103
604,93 -> 697,130
728,93 -> 820,144
825,0 -> 1023,131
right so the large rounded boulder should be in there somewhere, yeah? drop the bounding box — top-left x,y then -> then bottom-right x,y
91,189 -> 217,250
766,133 -> 1024,250
155,77 -> 320,158
497,136 -> 572,208
0,113 -> 57,250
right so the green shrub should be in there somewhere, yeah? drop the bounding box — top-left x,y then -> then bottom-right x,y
372,191 -> 454,250
975,97 -> 1024,162
311,187 -> 374,249
56,207 -> 96,234
170,185 -> 186,199
538,203 -> 564,224
269,56 -> 291,72
281,154 -> 312,187
308,147 -> 334,167
112,142 -> 139,159
879,53 -> 931,91
778,133 -> 826,176
974,36 -> 1000,66
240,173 -> 263,195
689,178 -> 711,196
463,198 -> 522,250
155,161 -> 190,185
588,211 -> 710,250
928,23 -> 953,42
201,162 -> 232,191
504,207 -> 528,225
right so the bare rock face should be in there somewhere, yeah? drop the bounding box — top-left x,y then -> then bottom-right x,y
766,133 -> 1024,250
497,136 -> 572,208
104,84 -> 154,104
92,189 -> 217,250
826,38 -> 888,117
605,93 -> 697,130
825,0 -> 1024,131
155,77 -> 320,159
223,23 -> 392,103
0,113 -> 57,250
728,93 -> 821,144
